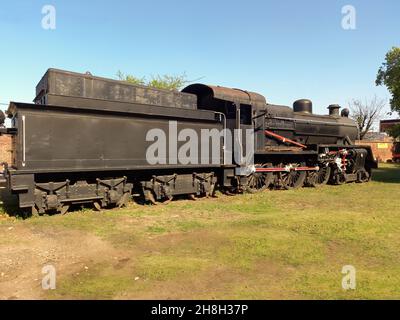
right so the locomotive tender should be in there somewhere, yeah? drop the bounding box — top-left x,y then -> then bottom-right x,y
0,69 -> 377,215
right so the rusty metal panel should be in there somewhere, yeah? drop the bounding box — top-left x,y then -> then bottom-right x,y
182,83 -> 267,105
9,101 -> 216,122
35,69 -> 197,110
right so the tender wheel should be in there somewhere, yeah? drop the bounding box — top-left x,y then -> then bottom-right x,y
161,195 -> 173,204
208,183 -> 217,197
144,190 -> 158,205
93,201 -> 102,211
21,206 -> 40,218
59,204 -> 70,215
245,163 -> 274,193
223,187 -> 236,196
280,163 -> 306,190
117,192 -> 131,208
188,194 -> 197,201
32,205 -> 40,216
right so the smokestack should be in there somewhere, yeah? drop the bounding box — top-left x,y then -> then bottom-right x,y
328,104 -> 341,117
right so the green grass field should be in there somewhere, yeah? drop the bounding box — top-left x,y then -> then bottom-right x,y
0,163 -> 399,299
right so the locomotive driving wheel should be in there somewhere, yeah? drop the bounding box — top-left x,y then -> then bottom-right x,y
279,163 -> 307,190
307,165 -> 331,187
316,166 -> 331,185
245,163 -> 274,193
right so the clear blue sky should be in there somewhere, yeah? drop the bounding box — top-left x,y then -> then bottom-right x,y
0,0 -> 399,119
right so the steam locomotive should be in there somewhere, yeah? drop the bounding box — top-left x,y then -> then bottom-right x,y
0,69 -> 377,215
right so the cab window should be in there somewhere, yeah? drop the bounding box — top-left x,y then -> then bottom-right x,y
240,104 -> 252,125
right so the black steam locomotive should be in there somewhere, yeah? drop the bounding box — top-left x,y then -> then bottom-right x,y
0,69 -> 377,215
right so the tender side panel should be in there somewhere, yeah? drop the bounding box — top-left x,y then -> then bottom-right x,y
13,106 -> 223,171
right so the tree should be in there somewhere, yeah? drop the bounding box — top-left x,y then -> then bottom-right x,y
348,96 -> 385,140
116,71 -> 145,86
388,124 -> 400,140
116,70 -> 189,91
376,47 -> 400,113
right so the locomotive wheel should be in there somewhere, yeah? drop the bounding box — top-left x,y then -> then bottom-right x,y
188,194 -> 197,201
59,204 -> 70,215
223,187 -> 237,196
93,201 -> 102,211
117,192 -> 131,208
245,163 -> 274,193
144,190 -> 158,205
32,205 -> 39,216
333,172 -> 347,185
356,169 -> 370,183
280,163 -> 307,190
309,166 -> 331,187
208,183 -> 217,197
161,195 -> 174,204
21,206 -> 40,218
146,191 -> 173,204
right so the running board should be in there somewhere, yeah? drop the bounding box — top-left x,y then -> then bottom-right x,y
255,166 -> 319,173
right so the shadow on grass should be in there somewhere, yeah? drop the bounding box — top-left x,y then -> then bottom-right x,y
372,164 -> 400,184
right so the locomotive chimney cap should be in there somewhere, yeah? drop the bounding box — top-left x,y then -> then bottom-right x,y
328,104 -> 341,116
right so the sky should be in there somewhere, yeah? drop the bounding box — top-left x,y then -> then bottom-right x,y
0,0 -> 399,121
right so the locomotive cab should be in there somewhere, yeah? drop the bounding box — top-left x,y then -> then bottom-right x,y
183,84 -> 265,169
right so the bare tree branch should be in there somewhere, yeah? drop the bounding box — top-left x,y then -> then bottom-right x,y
348,95 -> 386,140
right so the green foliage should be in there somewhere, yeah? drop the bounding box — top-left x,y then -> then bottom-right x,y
376,47 -> 400,112
147,74 -> 188,91
116,70 -> 145,85
388,124 -> 400,140
116,70 -> 188,91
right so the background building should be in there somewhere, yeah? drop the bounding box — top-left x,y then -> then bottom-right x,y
380,119 -> 400,133
354,119 -> 400,163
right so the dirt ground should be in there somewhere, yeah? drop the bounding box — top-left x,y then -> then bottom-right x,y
1,164 -> 400,300
0,223 -> 119,299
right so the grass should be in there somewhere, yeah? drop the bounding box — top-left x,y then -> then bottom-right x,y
1,163 -> 400,299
